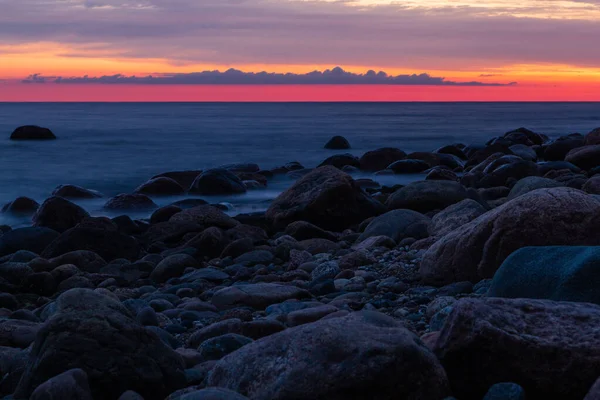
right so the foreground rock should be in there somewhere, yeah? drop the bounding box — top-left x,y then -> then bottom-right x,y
488,246 -> 600,304
266,166 -> 385,231
29,369 -> 93,400
358,209 -> 430,243
14,289 -> 186,400
10,125 -> 56,140
0,227 -> 59,257
208,311 -> 449,400
386,181 -> 469,213
32,196 -> 90,233
434,298 -> 600,400
211,283 -> 310,310
421,187 -> 600,285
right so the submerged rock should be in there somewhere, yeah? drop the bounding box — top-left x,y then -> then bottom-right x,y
2,197 -> 39,215
10,125 -> 56,140
52,185 -> 102,199
324,135 -> 351,149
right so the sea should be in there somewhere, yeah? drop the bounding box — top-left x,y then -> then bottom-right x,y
0,102 -> 598,227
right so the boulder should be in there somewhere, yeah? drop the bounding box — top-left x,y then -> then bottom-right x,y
465,144 -> 514,169
359,148 -> 407,172
52,185 -> 102,199
488,246 -> 600,304
429,199 -> 487,237
135,177 -> 185,196
0,227 -> 59,257
152,171 -> 203,190
219,163 -> 260,173
211,283 -> 310,310
585,127 -> 600,146
151,254 -> 199,283
503,127 -> 544,146
104,194 -> 158,211
509,144 -> 537,161
386,181 -> 469,213
324,136 -> 351,149
42,227 -> 141,261
169,205 -> 239,229
388,159 -> 430,174
436,144 -> 467,160
30,368 -> 93,400
10,125 -> 56,140
150,205 -> 182,224
284,221 -> 337,241
543,134 -> 585,161
584,176 -> 600,194
477,160 -> 539,188
189,169 -> 246,195
566,145 -> 600,170
425,167 -> 458,181
433,297 -> 600,400
318,154 -> 360,170
420,187 -> 600,285
0,319 -> 40,348
207,311 -> 449,400
358,209 -> 430,243
507,176 -> 563,200
14,289 -> 185,400
2,197 -> 39,215
32,197 -> 90,233
266,166 -> 385,231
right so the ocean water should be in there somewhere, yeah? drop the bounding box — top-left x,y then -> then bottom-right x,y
0,102 -> 598,226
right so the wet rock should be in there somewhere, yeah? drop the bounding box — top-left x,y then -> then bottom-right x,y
151,205 -> 183,224
10,125 -> 56,140
14,289 -> 186,400
266,166 -> 385,231
388,159 -> 430,174
32,197 -> 90,233
208,311 -> 449,400
420,188 -> 600,285
507,176 -> 562,199
477,160 -> 539,188
436,144 -> 467,160
211,283 -> 310,310
434,297 -> 600,400
189,169 -> 246,195
30,368 -> 93,400
153,171 -> 203,190
543,134 -> 585,161
386,181 -> 469,213
429,199 -> 486,237
2,197 -> 39,215
425,167 -> 458,181
170,205 -> 239,229
324,135 -> 351,149
52,185 -> 102,199
318,154 -> 360,170
359,148 -> 407,172
585,127 -> 600,146
0,227 -> 59,257
104,194 -> 158,211
359,209 -> 430,243
135,177 -> 185,196
566,145 -> 600,170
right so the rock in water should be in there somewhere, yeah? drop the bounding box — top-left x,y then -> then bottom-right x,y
566,145 -> 600,170
433,297 -> 600,400
104,194 -> 158,210
189,169 -> 247,195
32,196 -> 90,233
266,166 -> 385,231
420,187 -> 600,285
359,147 -> 407,172
324,136 -> 351,149
135,177 -> 185,196
52,185 -> 102,199
207,311 -> 449,400
386,181 -> 469,213
488,246 -> 600,304
2,197 -> 39,215
14,289 -> 186,400
10,125 -> 56,140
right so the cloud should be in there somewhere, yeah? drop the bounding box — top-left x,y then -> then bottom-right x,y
20,67 -> 517,85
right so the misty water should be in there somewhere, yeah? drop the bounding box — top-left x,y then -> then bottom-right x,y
0,102 -> 598,227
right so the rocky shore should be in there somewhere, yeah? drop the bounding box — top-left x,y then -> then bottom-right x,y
2,126 -> 600,399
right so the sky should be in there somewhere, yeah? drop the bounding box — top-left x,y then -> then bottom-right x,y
1,0 -> 600,101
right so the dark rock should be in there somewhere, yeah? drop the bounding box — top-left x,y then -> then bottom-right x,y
465,144 -> 514,169
543,134 -> 585,161
176,388 -> 249,400
184,227 -> 227,258
189,169 -> 246,195
507,176 -> 562,199
0,319 -> 40,348
137,306 -> 159,326
171,199 -> 209,209
585,127 -> 600,146
118,391 -> 145,400
318,154 -> 360,170
48,250 -> 106,273
153,171 -> 203,190
566,145 -> 600,170
14,289 -> 186,400
434,297 -> 600,400
358,209 -> 430,243
170,205 -> 239,229
584,377 -> 600,400
0,227 -> 59,257
478,160 -> 539,188
359,148 -> 407,172
537,161 -> 581,175
10,125 -> 56,140
207,311 -> 449,400
151,254 -> 199,283
104,194 -> 158,211
324,135 -> 351,149
32,197 -> 90,233
482,383 -> 526,400
0,292 -> 18,310
42,227 -> 141,262
388,159 -> 430,174
299,238 -> 340,254
266,166 -> 385,231
234,250 -> 274,266
421,187 -> 600,285
425,167 -> 458,181
2,197 -> 39,215
135,177 -> 185,196
22,271 -> 57,296
198,334 -> 253,361
436,144 -> 467,160
429,199 -> 486,237
151,205 -> 183,224
583,176 -> 600,194
221,238 -> 254,259
211,283 -> 310,310
503,127 -> 544,146
386,181 -> 469,213
510,144 -> 537,161
283,221 -> 337,241
30,368 -> 93,400
52,185 -> 102,199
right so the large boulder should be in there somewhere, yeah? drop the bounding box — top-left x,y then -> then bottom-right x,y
32,197 -> 90,233
433,297 -> 600,400
189,169 -> 246,195
207,311 -> 449,400
429,199 -> 487,237
0,227 -> 59,257
266,166 -> 385,231
566,145 -> 600,170
14,289 -> 185,400
488,246 -> 600,304
10,125 -> 56,140
359,148 -> 407,172
42,227 -> 141,261
386,181 -> 469,213
211,283 -> 310,310
543,134 -> 585,161
507,176 -> 563,200
585,127 -> 600,146
104,194 -> 158,211
2,197 -> 39,215
135,177 -> 185,196
52,185 -> 102,199
420,187 -> 600,285
324,136 -> 350,150
358,209 -> 430,243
